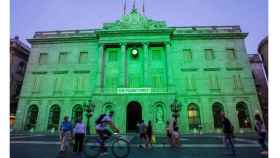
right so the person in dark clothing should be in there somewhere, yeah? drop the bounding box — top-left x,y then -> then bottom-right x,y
146,120 -> 153,148
73,118 -> 86,153
254,113 -> 268,155
221,112 -> 236,156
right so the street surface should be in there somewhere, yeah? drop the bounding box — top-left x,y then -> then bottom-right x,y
10,134 -> 268,158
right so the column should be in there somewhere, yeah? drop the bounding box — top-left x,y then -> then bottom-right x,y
120,43 -> 126,88
98,44 -> 105,93
143,42 -> 149,86
165,42 -> 174,88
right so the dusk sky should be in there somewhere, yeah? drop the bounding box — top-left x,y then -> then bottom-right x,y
10,0 -> 268,53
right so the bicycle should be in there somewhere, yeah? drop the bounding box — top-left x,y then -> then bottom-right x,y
84,133 -> 130,158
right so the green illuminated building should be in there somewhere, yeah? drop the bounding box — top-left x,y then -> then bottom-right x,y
14,8 -> 261,134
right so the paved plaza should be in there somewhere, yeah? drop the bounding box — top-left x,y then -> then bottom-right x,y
10,134 -> 268,158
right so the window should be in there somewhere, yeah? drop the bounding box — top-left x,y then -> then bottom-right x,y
108,50 -> 117,62
17,61 -> 26,74
209,74 -> 220,90
128,75 -> 140,88
152,50 -> 161,61
226,48 -> 236,61
54,77 -> 64,92
32,76 -> 40,93
152,74 -> 163,88
79,52 -> 88,64
233,74 -> 243,89
204,49 -> 215,61
39,53 -> 48,65
186,75 -> 196,90
58,52 -> 67,64
187,104 -> 201,130
183,49 -> 192,61
236,102 -> 252,128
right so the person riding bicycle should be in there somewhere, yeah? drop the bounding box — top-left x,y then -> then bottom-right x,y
59,116 -> 73,153
95,111 -> 120,153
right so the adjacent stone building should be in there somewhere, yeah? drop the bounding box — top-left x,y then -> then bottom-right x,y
248,54 -> 268,127
10,36 -> 30,116
258,36 -> 268,78
14,8 -> 262,134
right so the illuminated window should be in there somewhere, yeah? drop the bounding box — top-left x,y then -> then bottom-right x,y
39,53 -> 48,65
187,103 -> 200,129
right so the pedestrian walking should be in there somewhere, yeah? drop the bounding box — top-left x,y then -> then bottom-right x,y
59,116 -> 73,153
146,120 -> 153,148
221,112 -> 236,156
138,120 -> 148,148
254,113 -> 268,155
165,121 -> 172,144
171,126 -> 181,147
73,118 -> 86,153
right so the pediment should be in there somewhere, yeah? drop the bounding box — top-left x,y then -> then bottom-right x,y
103,9 -> 167,30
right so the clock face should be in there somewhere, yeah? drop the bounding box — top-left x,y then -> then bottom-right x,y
131,49 -> 138,57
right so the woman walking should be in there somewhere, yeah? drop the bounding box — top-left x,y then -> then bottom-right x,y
146,120 -> 153,148
73,118 -> 86,153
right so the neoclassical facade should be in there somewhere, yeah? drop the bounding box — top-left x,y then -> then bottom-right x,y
14,9 -> 261,134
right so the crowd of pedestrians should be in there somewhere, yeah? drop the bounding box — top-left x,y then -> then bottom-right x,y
57,111 -> 268,156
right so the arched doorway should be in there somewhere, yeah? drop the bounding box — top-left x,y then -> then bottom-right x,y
72,104 -> 83,123
187,103 -> 201,130
212,102 -> 224,129
236,102 -> 251,128
47,104 -> 61,130
126,101 -> 142,132
24,104 -> 39,130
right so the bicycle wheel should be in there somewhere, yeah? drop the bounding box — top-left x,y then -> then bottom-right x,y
83,137 -> 101,158
111,138 -> 130,158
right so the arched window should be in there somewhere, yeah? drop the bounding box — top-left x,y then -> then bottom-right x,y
212,102 -> 224,128
187,103 -> 201,130
72,104 -> 83,123
25,105 -> 39,130
236,102 -> 251,128
47,104 -> 61,130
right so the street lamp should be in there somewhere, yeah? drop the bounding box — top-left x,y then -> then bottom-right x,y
83,99 -> 95,135
170,98 -> 182,121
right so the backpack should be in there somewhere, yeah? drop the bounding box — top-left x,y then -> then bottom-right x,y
95,114 -> 106,124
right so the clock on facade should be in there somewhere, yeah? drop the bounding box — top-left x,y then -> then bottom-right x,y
131,48 -> 138,57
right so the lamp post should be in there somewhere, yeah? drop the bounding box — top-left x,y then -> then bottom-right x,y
170,98 -> 182,121
83,100 -> 95,135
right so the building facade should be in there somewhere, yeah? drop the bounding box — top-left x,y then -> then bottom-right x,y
15,9 -> 261,134
248,54 -> 268,127
257,36 -> 268,78
10,36 -> 30,116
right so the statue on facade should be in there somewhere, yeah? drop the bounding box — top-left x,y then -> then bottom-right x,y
155,105 -> 165,133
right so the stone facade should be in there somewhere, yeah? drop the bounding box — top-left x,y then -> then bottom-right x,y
257,36 -> 268,78
10,36 -> 30,116
15,9 -> 261,134
248,54 -> 268,127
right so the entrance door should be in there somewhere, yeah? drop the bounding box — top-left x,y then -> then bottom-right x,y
127,101 -> 142,132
